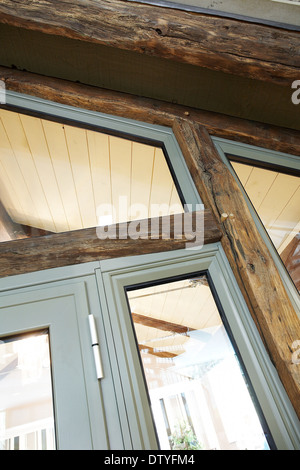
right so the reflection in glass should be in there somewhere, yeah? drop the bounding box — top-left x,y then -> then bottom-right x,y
0,330 -> 56,450
127,276 -> 272,450
231,161 -> 300,293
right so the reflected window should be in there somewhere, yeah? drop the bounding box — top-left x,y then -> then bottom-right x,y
126,275 -> 274,450
0,330 -> 56,450
0,109 -> 183,242
231,161 -> 299,293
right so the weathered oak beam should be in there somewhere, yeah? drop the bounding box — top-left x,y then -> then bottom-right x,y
0,210 -> 221,277
132,312 -> 194,335
2,66 -> 300,157
173,117 -> 300,420
0,0 -> 298,86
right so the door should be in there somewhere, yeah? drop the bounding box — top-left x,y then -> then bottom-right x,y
97,245 -> 300,450
1,251 -> 299,450
0,277 -> 110,450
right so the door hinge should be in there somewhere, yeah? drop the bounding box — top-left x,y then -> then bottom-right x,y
88,314 -> 104,380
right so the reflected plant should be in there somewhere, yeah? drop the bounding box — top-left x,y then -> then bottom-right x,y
171,422 -> 203,450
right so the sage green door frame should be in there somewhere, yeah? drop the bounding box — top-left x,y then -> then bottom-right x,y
0,266 -> 123,450
0,246 -> 299,449
97,243 -> 300,450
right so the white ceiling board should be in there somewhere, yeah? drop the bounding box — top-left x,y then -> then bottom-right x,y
0,110 -> 183,236
232,161 -> 300,252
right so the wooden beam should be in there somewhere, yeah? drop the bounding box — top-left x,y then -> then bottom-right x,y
2,66 -> 300,157
0,209 -> 221,277
0,0 -> 298,86
172,117 -> 300,420
132,312 -> 194,335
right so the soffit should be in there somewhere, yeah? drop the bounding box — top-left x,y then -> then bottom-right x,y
1,24 -> 299,131
132,0 -> 300,28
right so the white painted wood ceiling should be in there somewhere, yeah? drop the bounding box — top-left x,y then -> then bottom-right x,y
0,109 -> 183,234
232,161 -> 300,254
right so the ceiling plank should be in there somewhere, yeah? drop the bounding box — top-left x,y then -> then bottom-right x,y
20,114 -> 69,233
0,0 -> 298,85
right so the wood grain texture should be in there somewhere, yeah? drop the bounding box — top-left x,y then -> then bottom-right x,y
0,209 -> 221,277
2,66 -> 300,157
0,0 -> 298,85
172,117 -> 300,419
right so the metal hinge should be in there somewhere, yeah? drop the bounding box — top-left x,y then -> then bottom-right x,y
88,314 -> 104,380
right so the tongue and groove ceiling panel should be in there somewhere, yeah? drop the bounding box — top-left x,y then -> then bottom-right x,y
0,109 -> 183,234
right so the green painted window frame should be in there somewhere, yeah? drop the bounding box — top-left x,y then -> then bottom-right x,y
97,244 -> 300,450
4,90 -> 202,212
0,274 -> 108,449
212,137 -> 300,317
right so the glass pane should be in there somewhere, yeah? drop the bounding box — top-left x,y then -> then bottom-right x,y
0,109 -> 183,243
231,161 -> 300,293
0,330 -> 56,450
126,276 -> 272,450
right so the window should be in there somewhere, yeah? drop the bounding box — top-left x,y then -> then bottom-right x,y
213,137 -> 300,312
126,274 -> 273,450
0,108 -> 185,242
98,246 -> 300,450
0,330 -> 55,450
0,91 -> 202,245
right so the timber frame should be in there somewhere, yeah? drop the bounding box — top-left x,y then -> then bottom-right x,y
0,0 -> 299,426
1,66 -> 300,423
